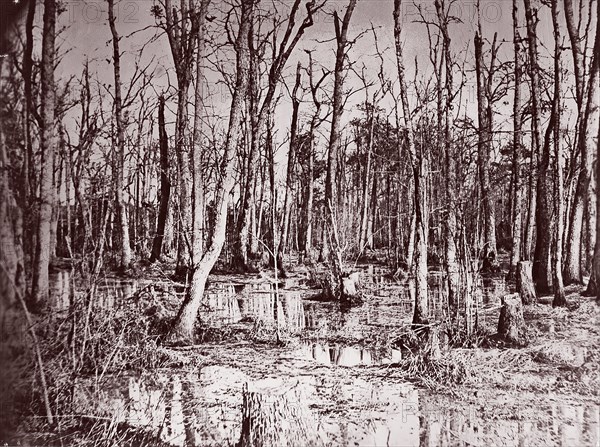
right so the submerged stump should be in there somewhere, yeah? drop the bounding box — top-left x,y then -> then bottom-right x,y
498,293 -> 525,344
237,378 -> 321,447
321,271 -> 361,303
516,261 -> 536,305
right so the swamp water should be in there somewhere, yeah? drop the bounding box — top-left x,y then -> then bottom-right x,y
49,269 -> 599,446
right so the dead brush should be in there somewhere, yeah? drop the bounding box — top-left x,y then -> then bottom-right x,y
463,348 -> 534,385
25,287 -> 178,437
29,416 -> 174,447
391,348 -> 470,390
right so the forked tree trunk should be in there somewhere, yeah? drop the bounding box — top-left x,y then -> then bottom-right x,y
232,1 -> 321,271
31,0 -> 57,309
302,51 -> 326,262
169,0 -> 253,342
163,0 -> 199,278
322,0 -> 358,302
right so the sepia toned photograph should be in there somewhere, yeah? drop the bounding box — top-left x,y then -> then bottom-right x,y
0,0 -> 598,445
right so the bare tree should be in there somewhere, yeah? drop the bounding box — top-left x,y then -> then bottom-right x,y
279,62 -> 303,257
30,0 -> 57,309
160,0 -> 200,277
300,51 -> 329,261
150,95 -> 172,263
322,0 -> 359,301
523,0 -> 553,293
474,26 -> 499,272
169,0 -> 254,341
108,0 -> 133,271
551,0 -> 566,306
583,0 -> 600,295
565,0 -> 599,285
394,0 -> 428,324
508,0 -> 524,280
232,0 -> 322,271
192,0 -> 211,265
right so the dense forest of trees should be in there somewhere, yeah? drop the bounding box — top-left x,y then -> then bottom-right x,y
0,0 -> 598,341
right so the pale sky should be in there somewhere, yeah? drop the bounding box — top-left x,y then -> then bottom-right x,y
8,0 -> 592,168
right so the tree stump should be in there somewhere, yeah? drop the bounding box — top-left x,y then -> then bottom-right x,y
498,293 -> 525,344
237,378 -> 322,447
516,261 -> 536,305
321,271 -> 361,302
341,271 -> 361,298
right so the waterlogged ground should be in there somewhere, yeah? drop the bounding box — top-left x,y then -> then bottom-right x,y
48,265 -> 600,446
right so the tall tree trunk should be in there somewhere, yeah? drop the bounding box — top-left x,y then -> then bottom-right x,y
566,0 -> 600,285
436,0 -> 459,313
174,85 -> 193,277
563,0 -> 584,107
301,51 -> 325,262
169,0 -> 253,342
150,96 -> 171,262
551,0 -> 566,306
583,0 -> 600,296
474,29 -> 498,271
523,0 -> 552,293
359,106 -> 375,251
21,0 -> 36,262
31,0 -> 57,309
594,119 -> 600,301
232,33 -> 259,270
534,118 -> 555,294
394,0 -> 428,325
508,0 -> 524,279
367,165 -> 377,249
303,131 -> 315,260
280,63 -> 302,256
192,0 -> 211,265
0,124 -> 24,308
108,0 -> 132,271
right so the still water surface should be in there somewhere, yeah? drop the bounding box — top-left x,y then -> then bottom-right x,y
50,268 -> 598,446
